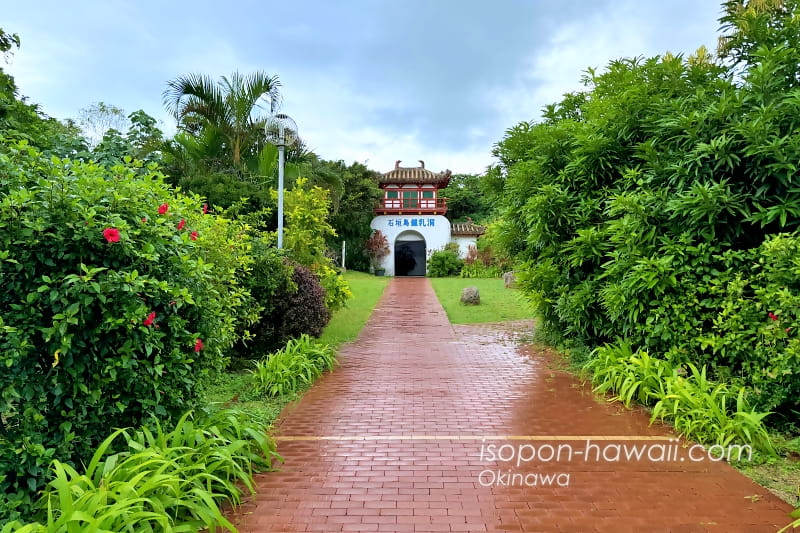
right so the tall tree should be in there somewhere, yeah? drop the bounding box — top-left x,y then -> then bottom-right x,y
78,101 -> 129,147
163,71 -> 281,168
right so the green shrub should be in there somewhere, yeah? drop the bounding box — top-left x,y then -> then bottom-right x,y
247,261 -> 332,354
692,235 -> 800,413
251,334 -> 336,397
7,409 -> 278,532
283,178 -> 351,311
585,342 -> 774,454
0,141 -> 247,521
234,237 -> 294,358
427,244 -> 464,277
489,10 -> 800,422
460,262 -> 502,278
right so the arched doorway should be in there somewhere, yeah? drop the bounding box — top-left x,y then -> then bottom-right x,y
394,231 -> 426,276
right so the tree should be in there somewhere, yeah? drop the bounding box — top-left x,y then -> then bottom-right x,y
79,101 -> 130,148
440,173 -> 494,222
163,71 -> 281,168
319,160 -> 383,271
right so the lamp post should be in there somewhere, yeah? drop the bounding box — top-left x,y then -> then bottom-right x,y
265,113 -> 298,249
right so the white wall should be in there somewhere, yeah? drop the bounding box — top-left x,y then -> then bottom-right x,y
452,235 -> 479,258
370,215 -> 451,276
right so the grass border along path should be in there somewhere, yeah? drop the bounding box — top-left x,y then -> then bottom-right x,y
319,270 -> 391,346
429,277 -> 534,324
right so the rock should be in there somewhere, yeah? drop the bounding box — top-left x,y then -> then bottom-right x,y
503,271 -> 517,288
460,286 -> 480,305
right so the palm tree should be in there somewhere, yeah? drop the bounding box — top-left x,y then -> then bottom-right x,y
163,71 -> 281,167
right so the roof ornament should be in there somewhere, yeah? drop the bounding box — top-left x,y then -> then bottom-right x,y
419,160 -> 425,168
395,160 -> 401,169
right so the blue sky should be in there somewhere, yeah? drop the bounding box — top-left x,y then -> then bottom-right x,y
4,1 -> 722,174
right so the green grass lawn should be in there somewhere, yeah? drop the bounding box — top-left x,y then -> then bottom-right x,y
318,270 -> 390,346
428,277 -> 534,324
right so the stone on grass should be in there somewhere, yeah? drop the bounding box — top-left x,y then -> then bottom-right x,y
503,271 -> 517,289
461,286 -> 480,305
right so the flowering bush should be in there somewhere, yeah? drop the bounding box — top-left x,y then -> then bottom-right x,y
0,141 -> 246,521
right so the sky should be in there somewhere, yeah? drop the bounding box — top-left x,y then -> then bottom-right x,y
4,1 -> 723,175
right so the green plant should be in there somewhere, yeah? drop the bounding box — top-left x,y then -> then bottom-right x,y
234,237 -> 294,358
586,342 -> 671,407
249,262 -> 332,354
427,243 -> 464,277
585,342 -> 775,454
251,334 -> 336,397
4,409 -> 278,532
0,142 -> 250,521
488,1 -> 800,426
283,177 -> 351,311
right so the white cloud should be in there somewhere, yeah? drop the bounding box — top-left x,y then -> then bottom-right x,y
3,0 -> 721,176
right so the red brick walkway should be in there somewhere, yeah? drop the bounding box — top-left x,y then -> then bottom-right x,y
230,278 -> 794,532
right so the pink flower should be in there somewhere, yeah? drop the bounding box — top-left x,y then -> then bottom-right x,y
190,231 -> 199,241
177,218 -> 186,230
769,312 -> 779,321
158,203 -> 169,215
143,311 -> 156,327
194,338 -> 204,352
103,228 -> 120,243
141,217 -> 147,223
202,204 -> 209,214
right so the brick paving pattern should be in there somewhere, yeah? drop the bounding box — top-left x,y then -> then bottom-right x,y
230,278 -> 795,532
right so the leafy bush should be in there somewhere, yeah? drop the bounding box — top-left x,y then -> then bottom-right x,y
234,237 -> 294,359
0,142 -> 247,521
458,244 -> 501,278
4,409 -> 278,532
586,343 -> 774,454
251,334 -> 337,397
427,244 -> 464,277
283,178 -> 351,311
248,261 -> 332,354
460,262 -> 501,278
490,2 -> 800,422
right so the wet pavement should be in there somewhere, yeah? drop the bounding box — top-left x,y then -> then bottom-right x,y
230,277 -> 795,532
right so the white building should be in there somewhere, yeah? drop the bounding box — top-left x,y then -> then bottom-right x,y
370,160 -> 485,276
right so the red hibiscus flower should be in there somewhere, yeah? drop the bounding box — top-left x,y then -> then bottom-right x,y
143,311 -> 156,327
194,338 -> 204,352
190,231 -> 199,241
103,228 -> 120,243
769,312 -> 779,321
158,203 -> 169,215
177,218 -> 186,230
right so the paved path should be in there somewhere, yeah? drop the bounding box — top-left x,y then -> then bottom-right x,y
231,278 -> 794,532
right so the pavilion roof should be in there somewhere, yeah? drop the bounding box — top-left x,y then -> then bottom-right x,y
380,160 -> 451,187
451,220 -> 486,237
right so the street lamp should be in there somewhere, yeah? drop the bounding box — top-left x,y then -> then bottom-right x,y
265,113 -> 298,249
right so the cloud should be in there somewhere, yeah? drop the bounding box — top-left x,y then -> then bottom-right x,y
3,0 -> 722,175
